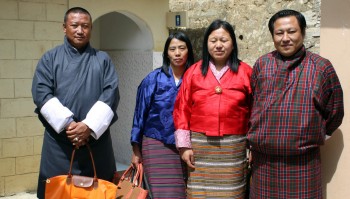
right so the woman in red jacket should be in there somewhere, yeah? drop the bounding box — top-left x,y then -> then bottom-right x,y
173,19 -> 252,198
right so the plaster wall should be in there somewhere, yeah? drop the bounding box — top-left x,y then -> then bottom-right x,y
320,0 -> 350,198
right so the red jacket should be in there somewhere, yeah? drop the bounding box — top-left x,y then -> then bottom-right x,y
173,60 -> 252,136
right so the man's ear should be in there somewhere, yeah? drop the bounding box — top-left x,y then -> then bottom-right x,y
63,23 -> 66,32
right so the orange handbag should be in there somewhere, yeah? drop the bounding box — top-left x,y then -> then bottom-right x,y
116,163 -> 149,199
45,145 -> 117,199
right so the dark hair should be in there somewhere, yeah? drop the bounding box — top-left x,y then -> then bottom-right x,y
64,7 -> 92,23
201,19 -> 240,76
268,9 -> 307,36
162,32 -> 194,76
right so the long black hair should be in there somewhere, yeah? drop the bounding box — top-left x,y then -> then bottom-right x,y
161,32 -> 194,76
201,19 -> 240,76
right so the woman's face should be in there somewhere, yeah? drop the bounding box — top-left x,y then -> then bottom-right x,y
168,38 -> 188,68
207,27 -> 233,66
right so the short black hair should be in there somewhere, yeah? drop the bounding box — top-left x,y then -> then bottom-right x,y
162,32 -> 194,76
268,9 -> 307,36
64,7 -> 92,23
201,19 -> 240,76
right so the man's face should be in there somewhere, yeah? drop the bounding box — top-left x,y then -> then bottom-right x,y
63,12 -> 92,50
272,16 -> 304,57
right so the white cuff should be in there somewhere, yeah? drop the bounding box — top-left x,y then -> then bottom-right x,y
82,101 -> 114,140
40,97 -> 74,133
174,129 -> 192,149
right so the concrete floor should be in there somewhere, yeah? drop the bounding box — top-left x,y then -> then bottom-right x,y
0,192 -> 37,199
0,162 -> 128,199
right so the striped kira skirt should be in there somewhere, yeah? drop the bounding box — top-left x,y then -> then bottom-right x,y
187,132 -> 248,199
142,136 -> 187,199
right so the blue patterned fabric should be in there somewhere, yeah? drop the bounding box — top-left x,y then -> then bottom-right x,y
131,67 -> 181,145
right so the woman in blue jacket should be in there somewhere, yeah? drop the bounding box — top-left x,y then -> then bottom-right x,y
130,32 -> 194,198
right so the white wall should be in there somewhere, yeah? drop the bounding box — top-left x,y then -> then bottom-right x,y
108,51 -> 153,165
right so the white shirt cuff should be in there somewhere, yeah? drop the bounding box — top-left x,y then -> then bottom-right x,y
40,97 -> 74,133
82,101 -> 114,140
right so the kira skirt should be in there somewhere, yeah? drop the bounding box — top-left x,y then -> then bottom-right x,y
187,132 -> 248,199
142,136 -> 187,199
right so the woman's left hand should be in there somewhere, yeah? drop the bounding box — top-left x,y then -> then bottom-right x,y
179,148 -> 195,169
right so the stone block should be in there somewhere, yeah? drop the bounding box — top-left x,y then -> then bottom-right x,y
2,137 -> 33,158
0,158 -> 15,176
19,2 -> 46,21
47,3 -> 67,22
0,20 -> 34,40
17,117 -> 44,137
0,118 -> 16,139
0,79 -> 14,99
0,140 -> 2,157
4,173 -> 38,196
32,60 -> 39,76
0,60 -> 33,79
0,177 -> 4,196
33,135 -> 43,155
0,1 -> 18,20
16,40 -> 52,60
0,98 -> 36,118
16,155 -> 41,174
0,40 -> 15,59
35,21 -> 63,40
53,40 -> 64,47
20,0 -> 67,4
14,79 -> 32,98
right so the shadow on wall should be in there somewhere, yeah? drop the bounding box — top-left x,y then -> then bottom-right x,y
321,129 -> 344,199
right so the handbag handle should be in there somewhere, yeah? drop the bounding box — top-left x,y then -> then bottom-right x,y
67,145 -> 98,184
119,164 -> 135,182
118,163 -> 145,188
132,163 -> 144,188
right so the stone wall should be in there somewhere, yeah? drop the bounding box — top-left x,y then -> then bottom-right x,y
0,0 -> 68,196
169,0 -> 321,66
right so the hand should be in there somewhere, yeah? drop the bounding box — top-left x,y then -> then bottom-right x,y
179,148 -> 195,169
132,153 -> 142,169
131,144 -> 142,168
248,150 -> 252,165
66,122 -> 91,148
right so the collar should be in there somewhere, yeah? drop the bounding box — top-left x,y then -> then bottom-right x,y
209,60 -> 230,82
64,36 -> 90,55
276,45 -> 306,70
